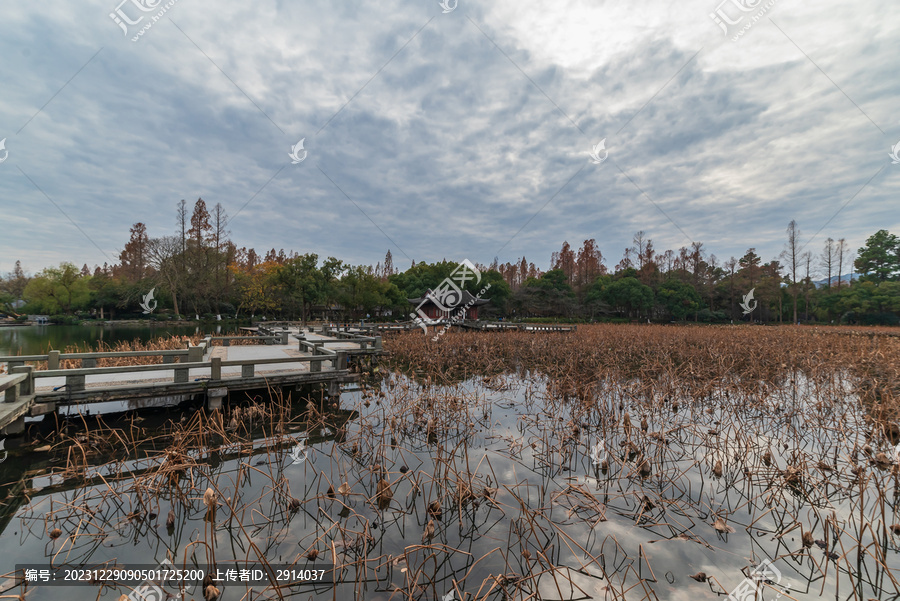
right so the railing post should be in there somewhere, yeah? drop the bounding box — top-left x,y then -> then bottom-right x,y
375,336 -> 383,350
3,380 -> 16,404
188,345 -> 203,363
66,374 -> 85,392
48,350 -> 60,371
211,357 -> 222,380
334,351 -> 347,371
163,354 -> 175,364
328,380 -> 340,398
242,364 -> 255,378
175,367 -> 189,383
7,366 -> 33,402
207,387 -> 226,411
82,358 -> 97,368
15,366 -> 33,396
280,332 -> 289,345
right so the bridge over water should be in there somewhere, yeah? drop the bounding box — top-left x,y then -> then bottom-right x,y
0,326 -> 383,435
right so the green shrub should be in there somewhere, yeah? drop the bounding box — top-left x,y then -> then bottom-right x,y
49,315 -> 81,325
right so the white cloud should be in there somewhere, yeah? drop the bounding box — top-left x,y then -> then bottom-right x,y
0,0 -> 898,276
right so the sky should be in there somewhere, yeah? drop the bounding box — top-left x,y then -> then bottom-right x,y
0,0 -> 898,278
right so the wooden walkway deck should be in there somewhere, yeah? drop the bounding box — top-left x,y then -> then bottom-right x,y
0,327 -> 383,435
457,322 -> 576,332
300,321 -> 577,334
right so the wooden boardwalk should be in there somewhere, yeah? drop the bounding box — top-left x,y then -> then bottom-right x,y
0,327 -> 383,435
304,321 -> 577,334
457,321 -> 576,332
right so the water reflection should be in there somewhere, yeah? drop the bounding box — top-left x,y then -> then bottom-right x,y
0,373 -> 896,600
0,324 -> 212,356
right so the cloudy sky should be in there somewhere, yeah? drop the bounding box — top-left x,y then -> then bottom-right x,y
0,0 -> 897,277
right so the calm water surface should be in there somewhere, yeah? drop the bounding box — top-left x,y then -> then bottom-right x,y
0,371 -> 893,600
0,324 -> 235,356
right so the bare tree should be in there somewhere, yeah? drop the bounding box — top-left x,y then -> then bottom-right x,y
630,232 -> 656,285
616,248 -> 634,272
176,199 -> 188,293
802,251 -> 814,320
655,249 -> 675,275
632,231 -> 649,270
176,199 -> 187,257
212,203 -> 230,307
782,220 -> 801,324
147,235 -> 183,316
212,203 -> 229,255
836,238 -> 849,290
820,238 -> 836,291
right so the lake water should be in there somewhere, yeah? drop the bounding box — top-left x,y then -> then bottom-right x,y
0,370 -> 892,600
0,324 -> 234,356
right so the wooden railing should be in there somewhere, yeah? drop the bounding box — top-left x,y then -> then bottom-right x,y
0,333 -> 346,404
0,326 -> 385,395
316,323 -> 414,334
29,352 -> 347,394
295,337 -> 343,373
1,371 -> 33,404
209,333 -> 287,346
300,326 -> 383,351
255,321 -> 303,329
321,328 -> 381,350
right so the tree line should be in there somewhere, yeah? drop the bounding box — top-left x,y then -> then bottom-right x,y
2,200 -> 900,325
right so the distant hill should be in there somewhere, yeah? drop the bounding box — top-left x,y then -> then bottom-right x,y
813,273 -> 859,288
